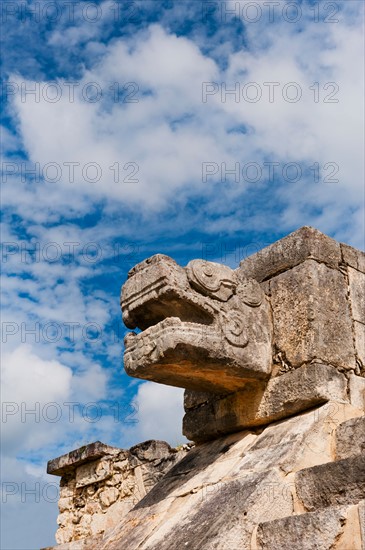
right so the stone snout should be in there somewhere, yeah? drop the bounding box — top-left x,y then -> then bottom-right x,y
121,254 -> 273,394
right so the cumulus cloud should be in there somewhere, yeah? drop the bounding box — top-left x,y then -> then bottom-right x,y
1,345 -> 112,454
4,12 -> 363,243
6,25 -> 221,213
125,381 -> 186,446
1,345 -> 72,451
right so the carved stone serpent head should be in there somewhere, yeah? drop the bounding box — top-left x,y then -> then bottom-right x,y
121,254 -> 272,393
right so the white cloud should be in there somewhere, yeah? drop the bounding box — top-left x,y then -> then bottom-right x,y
1,344 -> 111,453
1,345 -> 72,407
1,345 -> 72,451
126,381 -> 186,446
3,15 -> 363,245
7,25 -> 221,212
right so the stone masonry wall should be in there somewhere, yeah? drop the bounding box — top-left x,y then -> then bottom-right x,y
183,228 -> 365,441
47,440 -> 191,544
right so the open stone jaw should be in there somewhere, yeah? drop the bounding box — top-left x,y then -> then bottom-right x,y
121,254 -> 273,393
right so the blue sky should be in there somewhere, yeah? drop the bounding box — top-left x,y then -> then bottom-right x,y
1,1 -> 364,548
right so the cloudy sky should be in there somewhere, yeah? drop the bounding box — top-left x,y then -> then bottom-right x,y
1,0 -> 364,548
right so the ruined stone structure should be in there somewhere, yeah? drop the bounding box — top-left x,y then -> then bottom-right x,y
45,227 -> 365,550
47,440 -> 190,544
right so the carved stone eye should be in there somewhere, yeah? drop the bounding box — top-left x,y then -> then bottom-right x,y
186,260 -> 236,301
220,310 -> 249,347
201,262 -> 214,278
236,279 -> 263,307
191,261 -> 221,292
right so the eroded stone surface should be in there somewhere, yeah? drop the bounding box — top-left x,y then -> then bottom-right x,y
257,506 -> 349,550
76,460 -> 112,488
359,500 -> 365,548
269,260 -> 356,370
335,416 -> 365,460
257,503 -> 365,550
48,442 -> 120,476
50,440 -> 189,544
121,227 -> 361,426
46,402 -> 365,550
142,469 -> 293,550
295,454 -> 365,511
348,267 -> 365,324
349,374 -> 365,409
183,363 -> 347,442
45,228 -> 365,550
238,225 -> 342,281
341,243 -> 365,274
184,390 -> 212,410
354,321 -> 365,368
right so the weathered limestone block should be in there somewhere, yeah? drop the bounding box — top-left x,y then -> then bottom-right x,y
216,403 -> 362,478
42,536 -> 104,550
183,363 -> 347,442
269,260 -> 356,370
184,390 -> 212,410
83,404 -> 364,549
349,374 -> 365,409
348,267 -> 365,368
295,455 -> 365,511
47,442 -> 120,476
335,416 -> 365,460
256,505 -> 361,550
122,254 -> 191,329
76,460 -> 112,488
58,497 -> 73,513
341,242 -> 365,274
44,401 -> 365,550
359,500 -> 365,547
129,439 -> 175,462
348,267 -> 365,324
354,321 -> 365,367
238,225 -> 342,281
141,469 -> 294,550
120,227 -> 362,440
99,487 -> 119,507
